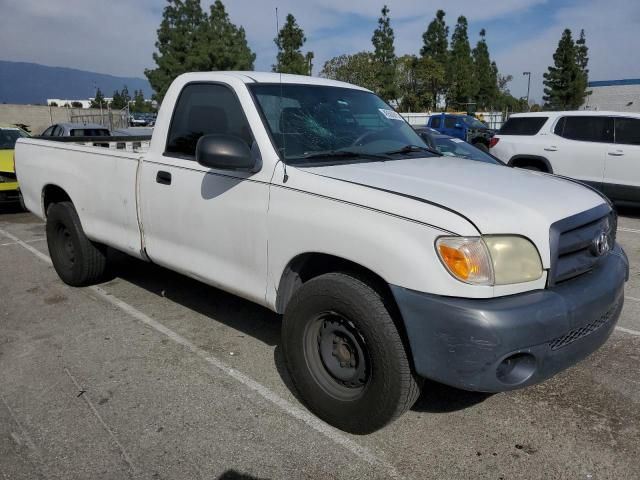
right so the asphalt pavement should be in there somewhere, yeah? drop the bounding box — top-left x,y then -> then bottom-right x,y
1,204 -> 639,479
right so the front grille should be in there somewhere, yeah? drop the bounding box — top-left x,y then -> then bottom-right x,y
549,205 -> 616,285
549,299 -> 620,350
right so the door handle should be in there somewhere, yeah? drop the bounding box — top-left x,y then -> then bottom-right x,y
608,151 -> 624,156
156,170 -> 172,185
544,146 -> 558,152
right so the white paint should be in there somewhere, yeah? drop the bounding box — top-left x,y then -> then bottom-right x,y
0,238 -> 45,247
63,367 -> 137,476
619,227 -> 640,234
615,326 -> 640,337
627,295 -> 640,303
0,226 -> 403,480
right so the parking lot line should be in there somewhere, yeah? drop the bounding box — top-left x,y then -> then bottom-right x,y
0,227 -> 403,480
619,227 -> 640,234
0,238 -> 45,247
616,326 -> 640,336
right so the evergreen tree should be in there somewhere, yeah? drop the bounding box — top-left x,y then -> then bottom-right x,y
575,29 -> 589,101
273,14 -> 313,75
543,29 -> 585,109
472,29 -> 498,109
90,88 -> 106,108
132,90 -> 147,112
371,5 -> 397,102
111,90 -> 124,110
320,52 -> 377,91
447,16 -> 475,109
396,55 -> 443,112
200,1 -> 255,72
145,0 -> 207,102
121,85 -> 131,106
420,9 -> 449,108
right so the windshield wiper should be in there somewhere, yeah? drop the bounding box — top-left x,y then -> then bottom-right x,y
297,150 -> 390,161
383,144 -> 442,156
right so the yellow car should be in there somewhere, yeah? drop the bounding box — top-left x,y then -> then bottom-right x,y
0,125 -> 30,207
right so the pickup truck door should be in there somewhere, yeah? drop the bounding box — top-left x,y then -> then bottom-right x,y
603,116 -> 640,203
139,82 -> 270,306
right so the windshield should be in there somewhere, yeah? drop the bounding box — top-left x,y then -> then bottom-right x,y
433,137 -> 500,164
0,128 -> 28,150
463,116 -> 487,129
249,84 -> 432,164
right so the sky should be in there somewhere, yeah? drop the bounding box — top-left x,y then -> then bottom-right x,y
1,0 -> 639,104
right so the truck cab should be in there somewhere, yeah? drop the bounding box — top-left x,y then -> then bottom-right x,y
427,113 -> 494,151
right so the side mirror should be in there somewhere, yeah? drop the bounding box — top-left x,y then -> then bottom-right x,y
196,134 -> 257,172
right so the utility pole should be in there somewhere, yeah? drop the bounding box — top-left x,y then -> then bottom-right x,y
523,72 -> 531,110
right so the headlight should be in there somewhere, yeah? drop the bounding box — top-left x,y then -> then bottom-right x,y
436,236 -> 542,286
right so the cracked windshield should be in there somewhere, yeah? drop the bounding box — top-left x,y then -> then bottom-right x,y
250,84 -> 437,164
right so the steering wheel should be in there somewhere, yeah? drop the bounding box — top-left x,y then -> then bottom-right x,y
351,127 -> 396,147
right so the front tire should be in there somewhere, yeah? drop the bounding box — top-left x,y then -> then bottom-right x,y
46,201 -> 108,286
282,272 -> 421,433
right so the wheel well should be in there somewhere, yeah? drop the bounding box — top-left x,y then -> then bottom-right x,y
275,253 -> 395,315
509,156 -> 552,173
42,185 -> 72,216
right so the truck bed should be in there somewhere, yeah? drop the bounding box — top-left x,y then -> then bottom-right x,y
15,136 -> 151,259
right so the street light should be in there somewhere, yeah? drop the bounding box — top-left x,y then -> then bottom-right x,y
523,72 -> 531,110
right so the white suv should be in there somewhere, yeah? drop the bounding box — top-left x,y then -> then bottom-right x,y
491,111 -> 640,206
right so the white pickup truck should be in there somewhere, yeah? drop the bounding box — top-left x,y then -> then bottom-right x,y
16,72 -> 629,433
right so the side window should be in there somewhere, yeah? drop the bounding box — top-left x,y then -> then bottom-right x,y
51,125 -> 62,136
444,116 -> 458,129
615,117 -> 640,145
42,126 -> 54,136
166,83 -> 253,158
557,116 -> 613,143
430,116 -> 441,128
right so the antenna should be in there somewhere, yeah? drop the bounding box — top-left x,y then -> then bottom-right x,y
276,7 -> 288,183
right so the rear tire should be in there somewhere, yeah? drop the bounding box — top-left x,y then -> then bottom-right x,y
282,272 -> 421,434
46,201 -> 108,286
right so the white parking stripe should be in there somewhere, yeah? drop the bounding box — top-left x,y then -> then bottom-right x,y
618,227 -> 640,234
0,227 -> 403,480
0,238 -> 46,247
628,296 -> 640,303
616,326 -> 640,336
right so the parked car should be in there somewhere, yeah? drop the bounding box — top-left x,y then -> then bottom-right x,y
0,124 -> 30,207
41,123 -> 111,137
414,127 -> 502,164
15,72 -> 628,433
129,113 -> 148,127
490,111 -> 640,206
426,113 -> 494,151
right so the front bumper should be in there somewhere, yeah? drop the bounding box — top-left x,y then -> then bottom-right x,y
0,182 -> 20,203
391,245 -> 628,392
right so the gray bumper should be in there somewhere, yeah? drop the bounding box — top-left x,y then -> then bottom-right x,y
391,245 -> 629,392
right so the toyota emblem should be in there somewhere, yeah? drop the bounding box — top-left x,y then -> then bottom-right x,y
591,231 -> 611,257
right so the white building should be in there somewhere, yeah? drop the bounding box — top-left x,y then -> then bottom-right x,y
46,98 -> 114,109
582,79 -> 640,113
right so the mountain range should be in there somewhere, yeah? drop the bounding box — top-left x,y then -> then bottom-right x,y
0,60 -> 153,104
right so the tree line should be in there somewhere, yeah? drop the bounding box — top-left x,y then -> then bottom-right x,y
144,0 -> 590,112
88,87 -> 154,112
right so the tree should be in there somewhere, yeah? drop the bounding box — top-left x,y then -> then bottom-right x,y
575,29 -> 589,102
49,102 -> 58,107
273,14 -> 313,75
543,28 -> 586,110
371,5 -> 397,102
131,90 -> 146,112
396,55 -> 444,111
420,9 -> 449,108
320,52 -> 377,91
447,16 -> 476,109
90,88 -> 106,109
111,87 -> 131,110
472,29 -> 498,109
71,101 -> 83,108
145,0 -> 207,102
200,1 -> 255,72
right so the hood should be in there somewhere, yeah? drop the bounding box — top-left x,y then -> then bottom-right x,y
303,157 -> 606,265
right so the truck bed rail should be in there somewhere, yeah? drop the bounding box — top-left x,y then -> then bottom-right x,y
32,135 -> 153,152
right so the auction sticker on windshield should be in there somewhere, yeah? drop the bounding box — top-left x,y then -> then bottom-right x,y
379,108 -> 403,121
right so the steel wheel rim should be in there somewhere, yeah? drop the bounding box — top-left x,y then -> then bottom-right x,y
303,311 -> 370,401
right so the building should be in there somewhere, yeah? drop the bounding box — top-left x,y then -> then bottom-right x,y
46,98 -> 113,109
582,79 -> 640,112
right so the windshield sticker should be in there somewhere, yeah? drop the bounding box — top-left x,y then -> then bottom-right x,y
451,138 -> 464,143
379,108 -> 403,121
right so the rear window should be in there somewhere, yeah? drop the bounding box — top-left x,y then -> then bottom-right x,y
0,128 -> 27,149
70,129 -> 110,137
498,117 -> 548,135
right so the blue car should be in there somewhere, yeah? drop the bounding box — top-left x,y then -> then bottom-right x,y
414,127 -> 503,165
426,113 -> 494,152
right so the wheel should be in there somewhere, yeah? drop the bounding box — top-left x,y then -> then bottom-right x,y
282,272 -> 421,433
46,201 -> 108,286
475,142 -> 489,152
